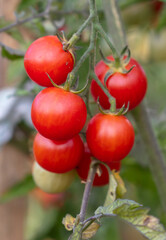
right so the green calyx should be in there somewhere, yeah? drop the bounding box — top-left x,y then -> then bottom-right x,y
97,97 -> 130,116
100,46 -> 135,85
46,72 -> 88,95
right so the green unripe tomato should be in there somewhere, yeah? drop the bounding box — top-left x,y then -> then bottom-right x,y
32,161 -> 75,193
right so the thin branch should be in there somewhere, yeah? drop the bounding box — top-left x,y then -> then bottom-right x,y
79,160 -> 98,222
66,13 -> 94,51
95,23 -> 118,57
82,213 -> 116,226
102,0 -> 126,55
90,71 -> 113,101
0,0 -> 53,33
0,1 -> 88,34
77,2 -> 99,223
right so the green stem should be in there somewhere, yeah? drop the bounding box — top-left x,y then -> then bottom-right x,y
132,103 -> 166,213
90,72 -> 116,106
65,45 -> 93,90
66,13 -> 94,50
78,1 -> 98,223
102,0 -> 126,54
95,23 -> 118,57
84,2 -> 97,117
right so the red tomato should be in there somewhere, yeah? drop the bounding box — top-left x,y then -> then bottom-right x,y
152,1 -> 164,13
33,133 -> 84,173
91,57 -> 147,110
76,144 -> 121,186
31,87 -> 87,140
31,188 -> 66,208
24,35 -> 74,87
86,114 -> 135,163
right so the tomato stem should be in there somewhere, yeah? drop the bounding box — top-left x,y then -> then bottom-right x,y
64,13 -> 94,51
95,23 -> 119,58
91,72 -> 117,112
79,160 -> 98,222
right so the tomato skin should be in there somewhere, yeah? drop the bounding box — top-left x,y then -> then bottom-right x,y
24,35 -> 74,87
33,133 -> 84,173
76,144 -> 121,186
31,87 -> 87,140
31,188 -> 66,208
152,1 -> 164,13
86,114 -> 135,163
91,57 -> 147,110
32,161 -> 76,194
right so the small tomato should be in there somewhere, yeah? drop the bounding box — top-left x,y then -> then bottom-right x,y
33,133 -> 84,173
24,35 -> 74,87
86,114 -> 135,163
91,57 -> 147,110
32,161 -> 75,194
31,87 -> 87,140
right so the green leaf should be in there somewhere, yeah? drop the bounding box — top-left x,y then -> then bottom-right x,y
0,174 -> 35,203
104,172 -> 117,206
95,199 -> 166,240
69,224 -> 82,240
0,42 -> 24,60
82,222 -> 100,239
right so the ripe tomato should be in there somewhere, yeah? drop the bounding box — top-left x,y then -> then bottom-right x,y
31,188 -> 66,208
33,133 -> 84,173
31,87 -> 87,140
32,161 -> 75,194
91,57 -> 147,110
86,114 -> 135,163
24,35 -> 74,87
76,144 -> 121,186
152,1 -> 164,13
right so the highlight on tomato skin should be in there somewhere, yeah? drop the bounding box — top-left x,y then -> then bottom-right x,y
90,57 -> 147,111
24,35 -> 74,87
76,143 -> 121,186
33,133 -> 84,173
31,87 -> 87,141
86,114 -> 135,163
32,161 -> 76,194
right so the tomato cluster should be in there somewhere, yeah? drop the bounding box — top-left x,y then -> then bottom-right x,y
24,35 -> 147,194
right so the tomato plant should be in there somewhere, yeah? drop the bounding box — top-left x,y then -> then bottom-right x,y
91,57 -> 147,110
33,133 -> 84,173
86,114 -> 135,163
2,0 -> 166,239
24,35 -> 74,87
76,144 -> 121,186
32,161 -> 76,194
31,87 -> 87,140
